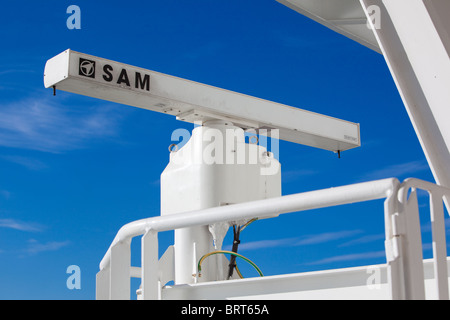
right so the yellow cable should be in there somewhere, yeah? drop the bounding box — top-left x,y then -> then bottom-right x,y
198,250 -> 263,278
198,218 -> 260,279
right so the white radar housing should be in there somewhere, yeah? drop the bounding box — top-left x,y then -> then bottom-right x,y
44,49 -> 360,153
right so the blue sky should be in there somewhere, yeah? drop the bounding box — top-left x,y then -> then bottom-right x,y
0,0 -> 441,299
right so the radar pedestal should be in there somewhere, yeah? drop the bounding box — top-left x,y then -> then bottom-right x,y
161,120 -> 281,284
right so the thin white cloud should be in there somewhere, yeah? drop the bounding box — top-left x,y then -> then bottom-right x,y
339,234 -> 385,247
0,155 -> 47,170
361,160 -> 430,181
0,69 -> 35,76
294,230 -> 364,246
24,239 -> 70,255
0,97 -> 124,153
235,237 -> 298,251
306,251 -> 386,265
235,230 -> 364,251
0,218 -> 44,232
0,220 -> 70,256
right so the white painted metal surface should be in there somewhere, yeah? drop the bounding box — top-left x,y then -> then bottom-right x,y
97,178 -> 398,299
97,177 -> 450,300
360,0 -> 450,204
98,178 -> 399,270
273,0 -> 450,297
278,0 -> 450,204
396,178 -> 450,299
276,0 -> 380,52
43,49 -> 360,152
163,263 -> 391,300
161,120 -> 281,285
161,259 -> 450,300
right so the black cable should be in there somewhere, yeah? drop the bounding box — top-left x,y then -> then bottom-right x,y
227,224 -> 241,279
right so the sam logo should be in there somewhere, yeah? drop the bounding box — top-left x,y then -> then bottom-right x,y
76,56 -> 150,91
102,64 -> 150,91
79,58 -> 96,78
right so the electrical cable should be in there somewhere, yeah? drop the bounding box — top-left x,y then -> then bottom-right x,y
197,218 -> 261,280
240,218 -> 257,231
227,218 -> 257,278
197,250 -> 263,278
234,263 -> 244,279
227,224 -> 241,279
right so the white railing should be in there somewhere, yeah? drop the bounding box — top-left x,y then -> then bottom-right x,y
95,177 -> 450,300
393,178 -> 450,299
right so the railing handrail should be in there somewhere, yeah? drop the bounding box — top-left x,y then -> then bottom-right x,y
398,177 -> 450,202
99,178 -> 400,271
395,178 -> 450,300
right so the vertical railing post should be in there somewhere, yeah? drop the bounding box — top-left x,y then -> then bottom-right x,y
430,193 -> 449,300
141,229 -> 159,300
395,179 -> 450,300
401,188 -> 426,299
403,188 -> 425,300
110,240 -> 131,299
96,266 -> 110,300
384,186 -> 406,299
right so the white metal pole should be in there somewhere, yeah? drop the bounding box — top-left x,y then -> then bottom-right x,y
141,229 -> 160,300
109,240 -> 131,299
360,0 -> 450,205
